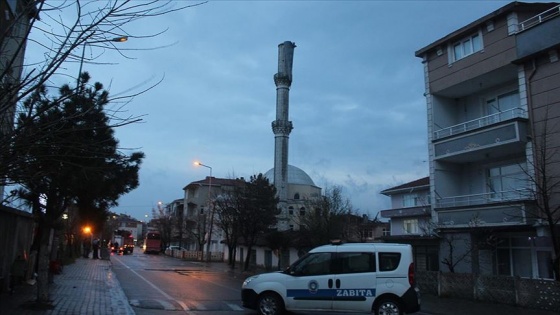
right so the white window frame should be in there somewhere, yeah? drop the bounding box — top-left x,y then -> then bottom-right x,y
403,219 -> 419,234
450,31 -> 483,62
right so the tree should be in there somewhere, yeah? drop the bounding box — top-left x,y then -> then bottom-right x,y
213,180 -> 245,268
0,0 -> 202,305
298,185 -> 354,249
523,107 -> 560,280
238,174 -> 279,271
0,0 -> 204,191
8,75 -> 143,305
151,202 -> 175,251
265,230 -> 292,271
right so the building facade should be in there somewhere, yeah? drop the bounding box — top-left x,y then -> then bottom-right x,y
379,177 -> 439,271
416,1 -> 559,278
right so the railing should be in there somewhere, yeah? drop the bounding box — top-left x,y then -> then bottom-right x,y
433,107 -> 527,140
436,188 -> 533,208
518,4 -> 560,33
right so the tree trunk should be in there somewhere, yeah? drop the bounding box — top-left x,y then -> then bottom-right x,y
243,246 -> 252,271
36,226 -> 54,304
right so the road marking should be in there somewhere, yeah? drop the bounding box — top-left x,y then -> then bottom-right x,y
111,259 -> 187,311
226,303 -> 244,311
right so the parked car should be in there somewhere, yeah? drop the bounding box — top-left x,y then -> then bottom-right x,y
241,241 -> 420,315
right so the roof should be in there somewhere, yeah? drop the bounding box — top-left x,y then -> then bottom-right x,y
264,164 -> 317,186
183,177 -> 242,190
380,177 -> 429,196
415,2 -> 559,57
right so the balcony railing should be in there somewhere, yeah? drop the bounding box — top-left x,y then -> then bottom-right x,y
436,188 -> 533,208
518,4 -> 560,33
433,107 -> 527,140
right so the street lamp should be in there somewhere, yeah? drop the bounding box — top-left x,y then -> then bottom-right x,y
194,161 -> 213,262
77,36 -> 128,90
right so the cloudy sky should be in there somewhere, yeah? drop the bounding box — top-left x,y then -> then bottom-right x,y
27,0 -> 550,221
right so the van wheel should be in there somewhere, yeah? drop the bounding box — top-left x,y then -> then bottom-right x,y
257,292 -> 284,315
374,297 -> 402,315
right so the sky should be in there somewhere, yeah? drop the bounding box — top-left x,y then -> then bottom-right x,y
25,0 -> 552,221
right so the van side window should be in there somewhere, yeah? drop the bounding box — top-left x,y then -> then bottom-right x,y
291,252 -> 332,276
338,252 -> 376,274
379,252 -> 401,271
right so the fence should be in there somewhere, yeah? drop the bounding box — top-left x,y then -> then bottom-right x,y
165,249 -> 224,262
417,271 -> 560,312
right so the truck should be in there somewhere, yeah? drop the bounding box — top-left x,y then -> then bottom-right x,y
111,230 -> 134,255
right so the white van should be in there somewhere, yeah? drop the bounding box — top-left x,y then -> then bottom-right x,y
241,242 -> 420,315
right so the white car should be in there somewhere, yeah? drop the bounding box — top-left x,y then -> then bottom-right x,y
241,242 -> 420,315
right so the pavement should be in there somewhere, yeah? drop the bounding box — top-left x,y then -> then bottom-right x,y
1,254 -> 558,315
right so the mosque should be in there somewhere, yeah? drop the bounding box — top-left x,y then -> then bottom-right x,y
263,41 -> 321,231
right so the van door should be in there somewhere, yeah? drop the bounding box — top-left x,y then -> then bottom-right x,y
284,252 -> 334,311
331,251 -> 377,312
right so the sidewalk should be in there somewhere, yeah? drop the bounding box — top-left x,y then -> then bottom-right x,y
1,256 -> 558,315
0,257 -> 134,315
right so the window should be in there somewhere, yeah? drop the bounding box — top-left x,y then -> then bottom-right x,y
486,91 -> 520,117
402,193 -> 429,207
452,33 -> 482,61
379,252 -> 401,271
495,236 -> 553,279
294,193 -> 300,200
338,252 -> 376,274
487,163 -> 528,200
288,206 -> 294,215
291,252 -> 332,276
403,219 -> 418,234
299,207 -> 306,216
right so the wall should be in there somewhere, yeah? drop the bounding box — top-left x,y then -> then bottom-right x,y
0,206 -> 35,292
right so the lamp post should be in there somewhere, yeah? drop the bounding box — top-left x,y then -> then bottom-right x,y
76,36 -> 128,90
195,161 -> 213,262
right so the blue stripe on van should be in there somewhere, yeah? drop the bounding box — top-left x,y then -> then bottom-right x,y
287,288 -> 376,301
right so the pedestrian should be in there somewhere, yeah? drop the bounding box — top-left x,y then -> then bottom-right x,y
92,238 -> 100,259
83,238 -> 91,258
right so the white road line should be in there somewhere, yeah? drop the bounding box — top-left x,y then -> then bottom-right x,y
226,303 -> 244,311
113,256 -> 190,311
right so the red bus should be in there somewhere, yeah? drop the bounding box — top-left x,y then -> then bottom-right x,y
143,231 -> 161,254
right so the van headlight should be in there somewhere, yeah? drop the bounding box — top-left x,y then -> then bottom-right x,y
242,275 -> 259,287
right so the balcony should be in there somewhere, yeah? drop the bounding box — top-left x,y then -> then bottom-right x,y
434,121 -> 528,163
516,5 -> 560,62
518,4 -> 560,32
436,188 -> 534,208
434,107 -> 527,140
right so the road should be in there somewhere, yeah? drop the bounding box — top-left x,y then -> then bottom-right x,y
111,248 -> 432,315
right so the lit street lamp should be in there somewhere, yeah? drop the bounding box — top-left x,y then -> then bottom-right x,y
76,36 -> 128,89
194,161 -> 213,262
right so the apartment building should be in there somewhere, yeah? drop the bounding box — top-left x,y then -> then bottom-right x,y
415,2 -> 559,278
183,176 -> 241,253
379,177 -> 439,271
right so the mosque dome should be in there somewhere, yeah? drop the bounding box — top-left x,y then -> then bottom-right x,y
264,165 -> 316,186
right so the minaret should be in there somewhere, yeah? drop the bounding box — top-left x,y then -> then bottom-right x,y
272,41 -> 296,230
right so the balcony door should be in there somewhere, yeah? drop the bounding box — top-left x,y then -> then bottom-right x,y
486,163 -> 528,201
486,91 -> 519,124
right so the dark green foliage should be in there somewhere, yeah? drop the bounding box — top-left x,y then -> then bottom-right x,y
9,73 -> 144,228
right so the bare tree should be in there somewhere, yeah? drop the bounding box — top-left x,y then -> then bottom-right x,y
523,107 -> 560,280
0,0 -> 205,191
213,182 -> 244,268
297,185 -> 354,249
151,202 -> 175,251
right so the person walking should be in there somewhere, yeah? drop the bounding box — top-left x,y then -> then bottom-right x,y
92,238 -> 100,259
83,238 -> 91,258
